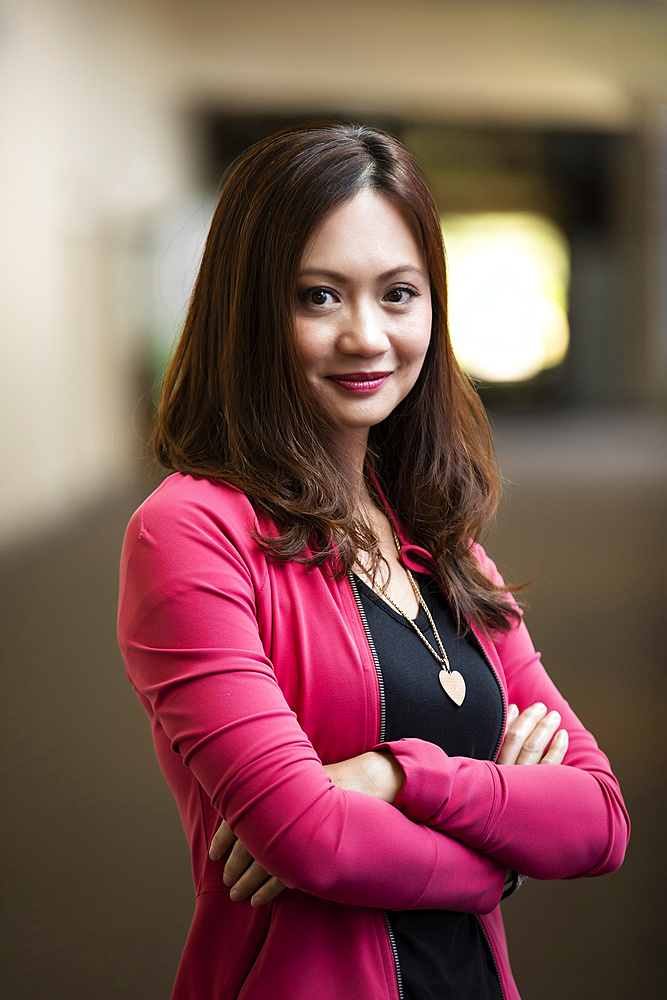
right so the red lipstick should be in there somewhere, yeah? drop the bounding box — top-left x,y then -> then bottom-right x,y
327,371 -> 392,394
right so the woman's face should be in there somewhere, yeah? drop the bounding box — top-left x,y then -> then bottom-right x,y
293,189 -> 432,453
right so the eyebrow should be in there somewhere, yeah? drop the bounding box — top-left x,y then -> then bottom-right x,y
297,265 -> 428,283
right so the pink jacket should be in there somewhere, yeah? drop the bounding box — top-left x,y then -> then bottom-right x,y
117,473 -> 629,1000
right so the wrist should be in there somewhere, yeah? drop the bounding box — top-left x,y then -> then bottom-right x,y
366,750 -> 405,803
324,751 -> 404,802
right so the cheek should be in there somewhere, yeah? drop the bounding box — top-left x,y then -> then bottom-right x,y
293,321 -> 324,372
410,306 -> 433,363
418,327 -> 432,359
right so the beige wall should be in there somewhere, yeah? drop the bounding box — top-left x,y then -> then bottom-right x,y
0,0 -> 189,543
1,0 -> 666,545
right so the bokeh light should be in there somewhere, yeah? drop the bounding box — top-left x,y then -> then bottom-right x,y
441,213 -> 570,383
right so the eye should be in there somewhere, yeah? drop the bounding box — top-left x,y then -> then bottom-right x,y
384,285 -> 418,304
298,287 -> 337,307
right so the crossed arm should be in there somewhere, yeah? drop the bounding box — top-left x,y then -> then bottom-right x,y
120,491 -> 628,914
210,701 -> 568,906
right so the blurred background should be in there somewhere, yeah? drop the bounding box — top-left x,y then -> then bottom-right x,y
1,0 -> 665,997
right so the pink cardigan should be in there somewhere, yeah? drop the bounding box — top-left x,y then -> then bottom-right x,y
117,473 -> 629,999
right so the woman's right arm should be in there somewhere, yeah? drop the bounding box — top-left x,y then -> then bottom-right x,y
118,494 -> 506,914
210,711 -> 565,906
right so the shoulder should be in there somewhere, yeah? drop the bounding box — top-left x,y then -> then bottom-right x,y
133,473 -> 257,535
469,540 -> 505,588
122,473 -> 267,572
118,476 -> 272,643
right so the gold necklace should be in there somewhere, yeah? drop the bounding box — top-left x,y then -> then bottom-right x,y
356,527 -> 466,707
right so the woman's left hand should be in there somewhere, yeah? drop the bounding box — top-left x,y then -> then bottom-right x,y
208,820 -> 287,907
497,702 -> 569,766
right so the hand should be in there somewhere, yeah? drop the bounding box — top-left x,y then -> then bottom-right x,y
207,751 -> 403,905
208,819 -> 287,907
324,750 -> 405,802
497,702 -> 568,766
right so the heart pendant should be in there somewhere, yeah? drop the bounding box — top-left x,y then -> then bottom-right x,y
439,669 -> 466,706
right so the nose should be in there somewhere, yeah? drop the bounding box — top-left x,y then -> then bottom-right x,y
337,302 -> 390,357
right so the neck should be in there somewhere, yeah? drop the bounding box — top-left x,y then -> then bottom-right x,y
331,427 -> 371,504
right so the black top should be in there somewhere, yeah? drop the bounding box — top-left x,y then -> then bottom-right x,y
353,571 -> 504,1000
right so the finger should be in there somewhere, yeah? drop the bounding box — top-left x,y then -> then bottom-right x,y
250,876 -> 288,907
497,702 -> 547,765
496,704 -> 519,765
229,861 -> 273,902
540,728 -> 568,766
515,710 -> 562,765
209,819 -> 236,861
223,840 -> 255,886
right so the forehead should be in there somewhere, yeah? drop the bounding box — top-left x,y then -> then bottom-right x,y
299,189 -> 426,269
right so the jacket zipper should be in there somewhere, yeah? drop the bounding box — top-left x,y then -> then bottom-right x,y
476,916 -> 507,1000
349,573 -> 404,1000
349,574 -> 387,741
382,912 -> 405,1000
467,620 -> 508,998
465,621 -> 506,763
349,573 -> 509,1000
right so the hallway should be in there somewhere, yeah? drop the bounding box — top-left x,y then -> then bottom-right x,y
1,411 -> 662,998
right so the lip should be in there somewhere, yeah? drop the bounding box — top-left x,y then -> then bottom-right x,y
327,371 -> 392,394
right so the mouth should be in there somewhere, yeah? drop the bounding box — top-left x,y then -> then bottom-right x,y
326,371 -> 392,394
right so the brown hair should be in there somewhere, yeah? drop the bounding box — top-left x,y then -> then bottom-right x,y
154,121 -> 520,633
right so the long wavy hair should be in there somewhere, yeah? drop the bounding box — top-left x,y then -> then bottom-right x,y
154,121 -> 520,633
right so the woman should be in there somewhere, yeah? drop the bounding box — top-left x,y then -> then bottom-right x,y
118,122 -> 629,1000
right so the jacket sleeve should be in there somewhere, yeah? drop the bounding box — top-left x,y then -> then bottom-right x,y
382,547 -> 630,881
118,494 -> 506,914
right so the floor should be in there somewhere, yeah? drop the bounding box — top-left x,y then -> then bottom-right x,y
1,410 -> 664,998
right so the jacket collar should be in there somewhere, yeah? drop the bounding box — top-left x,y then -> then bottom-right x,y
364,461 -> 436,574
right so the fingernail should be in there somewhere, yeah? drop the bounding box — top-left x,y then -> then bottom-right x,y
547,711 -> 561,724
229,888 -> 240,901
555,729 -> 568,742
209,846 -> 219,861
532,703 -> 546,714
222,871 -> 233,887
